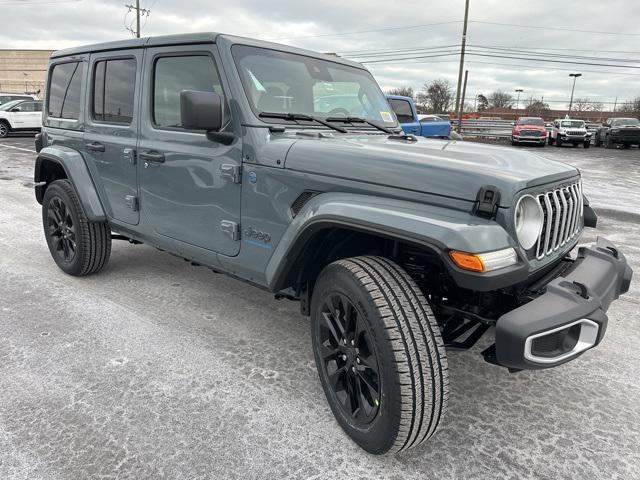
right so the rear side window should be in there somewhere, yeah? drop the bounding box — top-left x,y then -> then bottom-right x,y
388,99 -> 413,123
17,102 -> 40,112
153,55 -> 224,129
48,61 -> 84,119
93,58 -> 136,124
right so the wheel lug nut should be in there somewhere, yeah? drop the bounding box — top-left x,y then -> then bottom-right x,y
351,366 -> 355,373
341,354 -> 347,361
350,340 -> 354,346
356,358 -> 360,364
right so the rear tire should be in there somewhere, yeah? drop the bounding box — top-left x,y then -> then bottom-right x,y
594,134 -> 601,147
548,136 -> 554,145
311,256 -> 448,455
42,179 -> 111,276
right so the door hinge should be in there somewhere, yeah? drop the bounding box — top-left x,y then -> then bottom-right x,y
125,195 -> 139,212
220,164 -> 242,183
220,220 -> 240,241
123,148 -> 136,165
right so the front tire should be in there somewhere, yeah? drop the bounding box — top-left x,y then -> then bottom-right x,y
0,120 -> 10,138
311,256 -> 448,455
42,179 -> 111,276
583,141 -> 590,149
606,136 -> 615,149
555,137 -> 562,147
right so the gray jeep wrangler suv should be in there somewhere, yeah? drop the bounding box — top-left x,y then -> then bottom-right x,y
33,33 -> 632,455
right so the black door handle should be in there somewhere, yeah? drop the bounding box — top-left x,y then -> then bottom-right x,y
139,151 -> 165,163
85,142 -> 105,152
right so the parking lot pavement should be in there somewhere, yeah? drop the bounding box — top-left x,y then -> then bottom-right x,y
1,135 -> 639,480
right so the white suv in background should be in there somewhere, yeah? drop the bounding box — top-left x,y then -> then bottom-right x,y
0,93 -> 37,107
0,100 -> 43,138
549,118 -> 592,148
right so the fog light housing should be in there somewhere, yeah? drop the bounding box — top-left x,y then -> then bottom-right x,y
449,248 -> 518,273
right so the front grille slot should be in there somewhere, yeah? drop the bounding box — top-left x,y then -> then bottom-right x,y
535,181 -> 583,260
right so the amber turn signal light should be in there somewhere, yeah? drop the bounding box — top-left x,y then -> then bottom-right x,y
449,251 -> 485,272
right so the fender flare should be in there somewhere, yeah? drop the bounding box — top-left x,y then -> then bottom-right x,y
35,145 -> 106,222
266,192 -> 527,292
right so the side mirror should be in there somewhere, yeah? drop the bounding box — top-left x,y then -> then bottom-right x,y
510,121 -> 515,126
11,107 -> 21,112
180,90 -> 223,132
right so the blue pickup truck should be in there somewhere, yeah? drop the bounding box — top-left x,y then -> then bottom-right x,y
386,95 -> 452,138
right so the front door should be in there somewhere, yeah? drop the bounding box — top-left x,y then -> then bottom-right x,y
84,50 -> 142,225
137,46 -> 242,256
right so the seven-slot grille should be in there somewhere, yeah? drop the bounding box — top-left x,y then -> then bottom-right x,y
535,181 -> 583,260
564,130 -> 584,136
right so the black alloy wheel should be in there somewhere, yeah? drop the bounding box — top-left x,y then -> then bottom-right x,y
46,196 -> 77,263
317,292 -> 381,426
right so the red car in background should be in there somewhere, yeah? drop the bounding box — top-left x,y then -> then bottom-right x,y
511,117 -> 547,147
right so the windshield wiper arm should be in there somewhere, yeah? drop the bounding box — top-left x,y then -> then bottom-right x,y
258,112 -> 348,133
325,116 -> 395,134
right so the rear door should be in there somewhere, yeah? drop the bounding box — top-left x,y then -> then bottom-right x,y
84,50 -> 142,225
6,101 -> 41,128
137,45 -> 242,256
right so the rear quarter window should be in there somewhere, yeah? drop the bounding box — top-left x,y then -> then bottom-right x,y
47,61 -> 84,120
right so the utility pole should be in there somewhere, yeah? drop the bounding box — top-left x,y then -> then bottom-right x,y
454,0 -> 470,116
125,0 -> 150,38
567,73 -> 582,117
613,97 -> 617,112
457,70 -> 468,133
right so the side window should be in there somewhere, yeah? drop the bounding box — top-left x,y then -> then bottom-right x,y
153,55 -> 225,129
34,102 -> 43,112
48,61 -> 84,119
388,99 -> 414,124
19,102 -> 36,112
93,58 -> 136,124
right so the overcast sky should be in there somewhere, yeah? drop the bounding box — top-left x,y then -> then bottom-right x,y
3,0 -> 640,108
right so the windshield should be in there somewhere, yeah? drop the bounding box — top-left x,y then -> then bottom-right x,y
561,120 -> 585,128
232,45 -> 397,128
0,100 -> 24,111
517,117 -> 544,126
612,118 -> 639,126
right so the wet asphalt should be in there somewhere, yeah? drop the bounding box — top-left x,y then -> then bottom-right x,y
0,134 -> 639,480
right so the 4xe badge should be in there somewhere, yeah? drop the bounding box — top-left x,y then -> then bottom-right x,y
244,226 -> 271,244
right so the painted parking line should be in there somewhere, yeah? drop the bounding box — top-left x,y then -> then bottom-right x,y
0,143 -> 36,154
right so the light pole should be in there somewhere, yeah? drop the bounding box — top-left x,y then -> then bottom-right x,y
567,73 -> 582,117
515,89 -> 523,117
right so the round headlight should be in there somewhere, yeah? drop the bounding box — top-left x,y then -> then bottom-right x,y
514,195 -> 544,250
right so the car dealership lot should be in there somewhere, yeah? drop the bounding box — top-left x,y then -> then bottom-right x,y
0,135 -> 639,480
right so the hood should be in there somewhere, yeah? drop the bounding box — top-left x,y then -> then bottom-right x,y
514,124 -> 546,131
283,134 -> 578,207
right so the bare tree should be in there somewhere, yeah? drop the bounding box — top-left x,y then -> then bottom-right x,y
420,79 -> 453,113
488,90 -> 514,109
573,98 -> 592,112
619,97 -> 640,117
524,98 -> 550,117
387,86 -> 415,98
476,94 -> 489,112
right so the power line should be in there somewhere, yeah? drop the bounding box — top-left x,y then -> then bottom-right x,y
471,20 -> 640,37
269,21 -> 462,40
269,18 -> 640,42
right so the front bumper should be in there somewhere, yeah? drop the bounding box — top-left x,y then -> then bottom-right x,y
492,237 -> 632,370
513,135 -> 546,143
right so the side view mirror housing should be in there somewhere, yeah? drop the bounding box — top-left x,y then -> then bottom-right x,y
11,107 -> 21,112
180,90 -> 235,145
180,90 -> 223,131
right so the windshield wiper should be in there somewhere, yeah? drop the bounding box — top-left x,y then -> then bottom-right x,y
325,116 -> 395,134
258,112 -> 348,133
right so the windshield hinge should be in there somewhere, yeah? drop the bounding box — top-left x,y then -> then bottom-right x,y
474,185 -> 501,219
